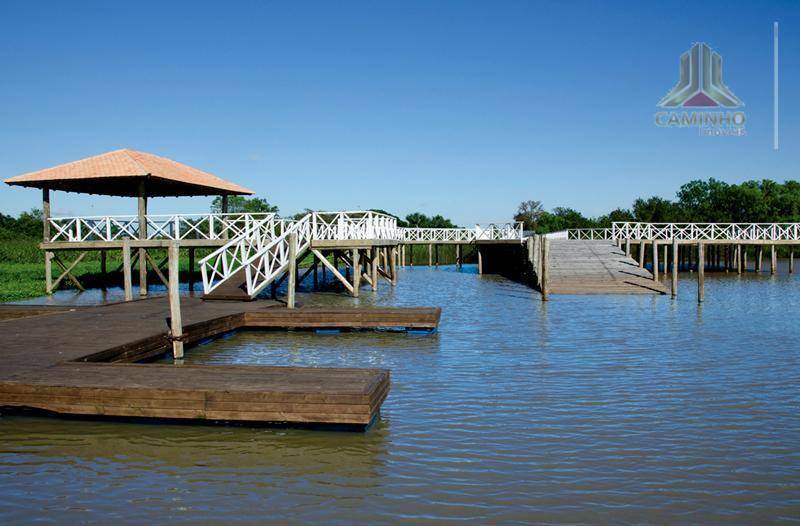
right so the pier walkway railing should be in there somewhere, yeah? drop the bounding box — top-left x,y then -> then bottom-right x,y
563,222 -> 800,242
198,212 -> 523,295
47,213 -> 277,242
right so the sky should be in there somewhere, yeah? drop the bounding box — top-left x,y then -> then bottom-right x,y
0,0 -> 797,225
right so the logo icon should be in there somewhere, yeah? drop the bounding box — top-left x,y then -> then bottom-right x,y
658,42 -> 743,108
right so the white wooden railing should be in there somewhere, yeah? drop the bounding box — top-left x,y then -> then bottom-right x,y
311,211 -> 401,241
199,212 -> 524,295
564,223 -> 800,241
476,223 -> 524,241
401,222 -> 523,242
48,213 -> 276,242
400,228 -> 475,242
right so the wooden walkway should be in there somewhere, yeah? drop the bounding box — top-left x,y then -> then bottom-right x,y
547,240 -> 668,294
0,298 -> 440,428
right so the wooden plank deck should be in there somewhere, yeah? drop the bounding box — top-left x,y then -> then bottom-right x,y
547,240 -> 668,294
0,298 -> 439,428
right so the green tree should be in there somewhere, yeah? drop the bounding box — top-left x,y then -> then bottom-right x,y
211,196 -> 278,214
513,200 -> 544,231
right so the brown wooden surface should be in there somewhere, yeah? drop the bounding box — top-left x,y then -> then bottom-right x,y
547,240 -> 668,295
0,297 -> 436,427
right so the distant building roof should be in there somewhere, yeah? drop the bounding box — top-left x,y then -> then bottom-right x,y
4,149 -> 254,197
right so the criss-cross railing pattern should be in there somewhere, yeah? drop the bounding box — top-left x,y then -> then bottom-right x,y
564,222 -> 800,241
476,223 -> 524,241
195,211 -> 523,296
48,213 -> 276,242
244,214 -> 313,297
311,211 -> 400,241
400,228 -> 475,242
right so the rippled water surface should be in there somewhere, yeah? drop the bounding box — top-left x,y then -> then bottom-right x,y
2,265 -> 800,524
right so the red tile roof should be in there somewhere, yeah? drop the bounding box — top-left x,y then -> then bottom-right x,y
4,149 -> 253,197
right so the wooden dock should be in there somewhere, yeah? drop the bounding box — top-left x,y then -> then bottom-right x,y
546,240 -> 667,294
0,298 -> 440,428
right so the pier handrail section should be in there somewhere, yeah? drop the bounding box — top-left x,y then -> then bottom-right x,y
564,222 -> 800,242
199,212 -> 524,295
613,222 -> 800,241
48,213 -> 276,242
200,211 -> 397,295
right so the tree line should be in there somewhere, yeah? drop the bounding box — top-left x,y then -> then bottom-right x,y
514,178 -> 800,233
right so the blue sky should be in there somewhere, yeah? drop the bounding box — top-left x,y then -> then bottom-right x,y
0,1 -> 797,225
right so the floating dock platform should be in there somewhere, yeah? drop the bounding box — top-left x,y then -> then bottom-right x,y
0,298 -> 441,429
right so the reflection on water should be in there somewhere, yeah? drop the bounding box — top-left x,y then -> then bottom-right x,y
2,264 -> 800,523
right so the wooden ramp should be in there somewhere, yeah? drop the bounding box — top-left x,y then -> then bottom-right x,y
547,240 -> 668,294
0,298 -> 440,428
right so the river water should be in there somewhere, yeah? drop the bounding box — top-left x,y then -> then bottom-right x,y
1,265 -> 799,524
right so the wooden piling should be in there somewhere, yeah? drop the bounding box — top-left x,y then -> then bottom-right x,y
638,241 -> 645,268
287,232 -> 298,307
122,240 -> 132,301
167,241 -> 183,359
625,238 -> 631,257
371,248 -> 379,291
390,246 -> 398,285
790,248 -> 794,274
757,246 -> 763,272
652,240 -> 659,281
771,244 -> 777,275
736,244 -> 742,275
428,244 -> 432,266
351,247 -> 360,297
541,237 -> 550,301
137,181 -> 148,296
697,242 -> 705,303
456,244 -> 462,269
478,247 -> 483,275
42,188 -> 53,294
671,239 -> 678,298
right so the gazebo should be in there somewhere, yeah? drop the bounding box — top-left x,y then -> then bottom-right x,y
5,149 -> 256,297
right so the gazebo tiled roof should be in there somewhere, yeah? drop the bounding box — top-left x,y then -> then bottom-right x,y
4,149 -> 253,197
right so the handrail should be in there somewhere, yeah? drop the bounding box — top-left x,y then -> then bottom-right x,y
563,223 -> 800,241
48,213 -> 276,242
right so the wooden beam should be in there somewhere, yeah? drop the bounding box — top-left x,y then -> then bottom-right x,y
188,248 -> 195,291
311,249 -> 353,293
52,252 -> 87,291
122,241 -> 133,301
167,241 -> 184,359
144,250 -> 170,287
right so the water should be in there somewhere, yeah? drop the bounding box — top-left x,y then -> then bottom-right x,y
2,265 -> 800,524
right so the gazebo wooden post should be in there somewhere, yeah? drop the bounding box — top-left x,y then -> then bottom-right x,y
221,194 -> 229,240
137,180 -> 148,296
42,187 -> 54,294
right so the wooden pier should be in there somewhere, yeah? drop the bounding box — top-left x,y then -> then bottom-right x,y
0,298 -> 440,428
543,240 -> 667,294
